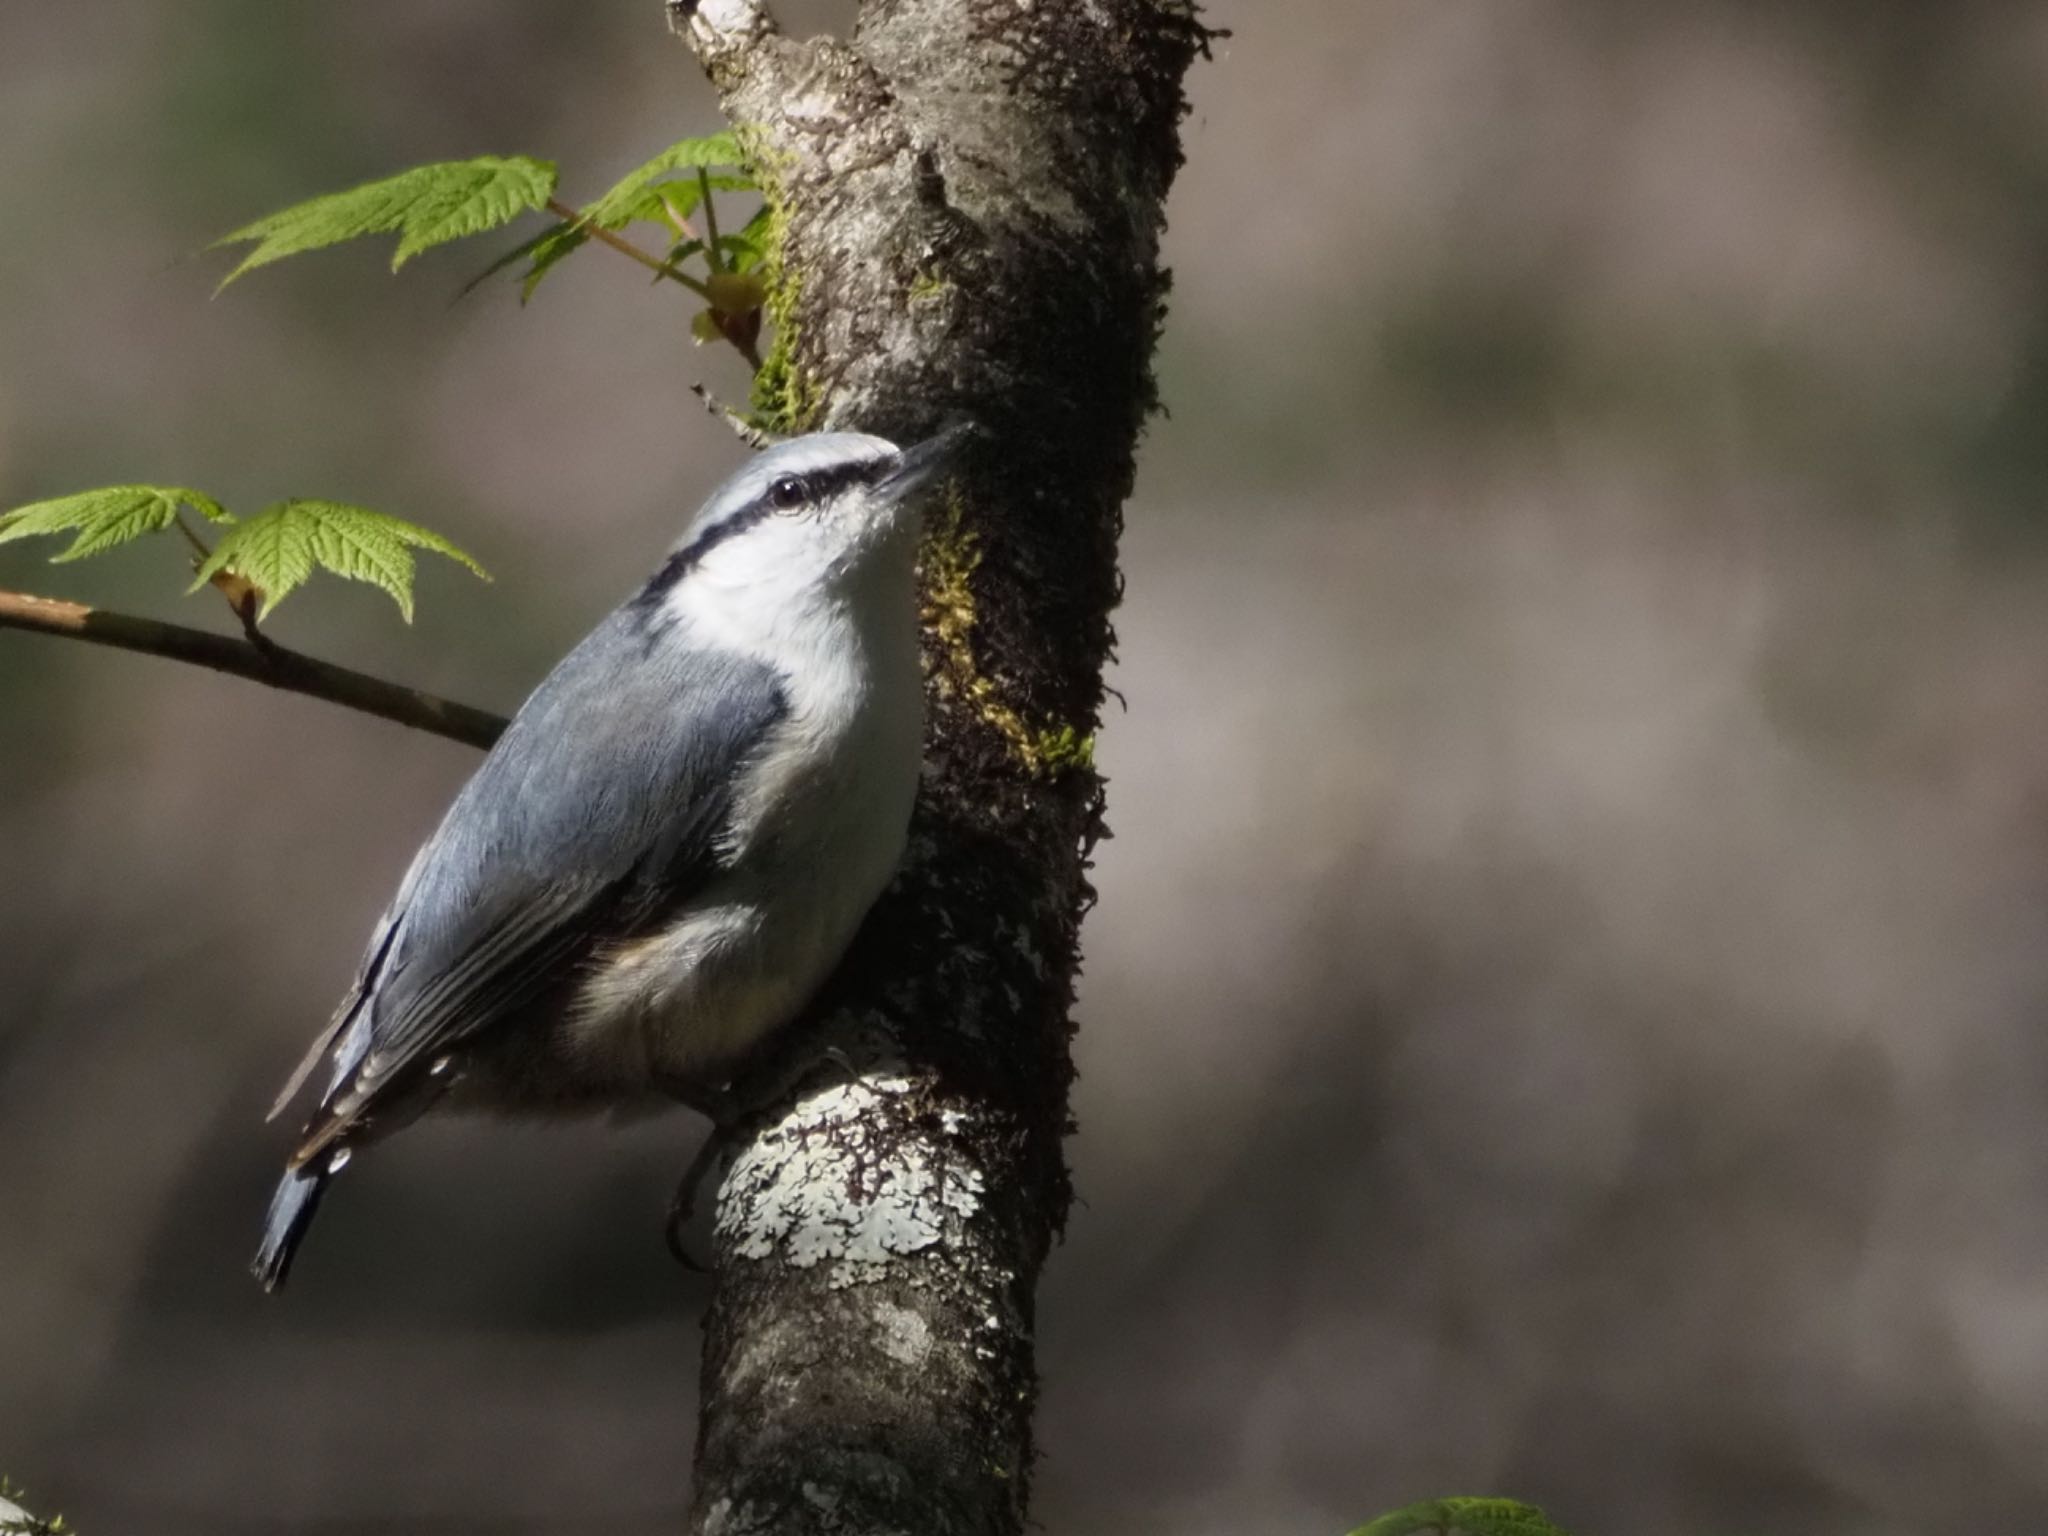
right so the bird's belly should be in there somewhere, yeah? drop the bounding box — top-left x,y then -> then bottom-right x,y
559,898 -> 807,1083
559,823 -> 909,1093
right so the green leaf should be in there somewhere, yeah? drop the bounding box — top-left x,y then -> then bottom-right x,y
583,169 -> 749,234
1348,1498 -> 1575,1536
586,171 -> 708,234
214,155 -> 558,287
459,135 -> 749,302
583,132 -> 746,227
718,206 -> 775,273
512,178 -> 748,302
191,500 -> 489,622
0,485 -> 232,562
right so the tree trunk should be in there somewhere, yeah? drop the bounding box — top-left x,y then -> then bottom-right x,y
668,1 -> 1210,1532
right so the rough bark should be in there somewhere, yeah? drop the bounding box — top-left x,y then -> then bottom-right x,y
668,2 -> 1210,1533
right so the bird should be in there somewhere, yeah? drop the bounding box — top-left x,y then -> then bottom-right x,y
253,424 -> 966,1290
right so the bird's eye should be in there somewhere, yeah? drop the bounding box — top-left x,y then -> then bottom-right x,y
768,475 -> 807,512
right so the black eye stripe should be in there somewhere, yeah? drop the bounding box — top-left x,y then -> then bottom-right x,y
631,455 -> 890,611
763,458 -> 882,511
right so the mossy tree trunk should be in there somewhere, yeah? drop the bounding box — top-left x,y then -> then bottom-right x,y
669,1 -> 1210,1533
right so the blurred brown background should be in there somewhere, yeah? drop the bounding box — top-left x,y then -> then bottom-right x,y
6,3 -> 2048,1533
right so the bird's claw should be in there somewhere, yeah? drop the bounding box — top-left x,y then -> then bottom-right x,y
664,1130 -> 728,1270
659,1045 -> 867,1268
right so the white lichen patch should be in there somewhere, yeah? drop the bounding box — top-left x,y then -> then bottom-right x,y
718,1074 -> 988,1287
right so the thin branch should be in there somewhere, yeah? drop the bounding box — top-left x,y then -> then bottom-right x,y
544,198 -> 714,300
0,588 -> 505,751
691,382 -> 776,449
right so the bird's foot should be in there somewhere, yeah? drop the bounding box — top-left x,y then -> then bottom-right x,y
656,1045 -> 867,1268
664,1132 -> 727,1271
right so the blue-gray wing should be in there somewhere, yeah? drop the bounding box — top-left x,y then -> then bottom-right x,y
277,608 -> 786,1158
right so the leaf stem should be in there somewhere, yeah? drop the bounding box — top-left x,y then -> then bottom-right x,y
545,198 -> 713,299
697,167 -> 726,274
172,511 -> 213,563
174,508 -> 268,641
540,197 -> 761,372
0,587 -> 505,750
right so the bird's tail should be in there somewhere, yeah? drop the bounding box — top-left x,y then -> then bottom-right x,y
252,1163 -> 332,1292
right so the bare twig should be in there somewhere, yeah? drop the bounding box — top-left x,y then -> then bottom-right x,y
690,382 -> 776,449
0,588 -> 505,750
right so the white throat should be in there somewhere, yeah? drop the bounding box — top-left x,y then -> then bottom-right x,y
665,521 -> 920,728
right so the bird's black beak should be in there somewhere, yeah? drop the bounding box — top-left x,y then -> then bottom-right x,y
878,418 -> 978,498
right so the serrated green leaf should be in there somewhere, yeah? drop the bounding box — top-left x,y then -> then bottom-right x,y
587,173 -> 708,234
214,155 -> 558,287
583,133 -> 746,228
0,485 -> 233,562
456,136 -> 747,302
178,489 -> 234,525
587,171 -> 748,232
191,506 -> 315,612
1348,1498 -> 1575,1536
391,160 -> 558,266
192,500 -> 489,622
513,177 -> 746,301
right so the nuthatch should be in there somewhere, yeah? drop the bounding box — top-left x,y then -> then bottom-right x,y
255,425 -> 966,1289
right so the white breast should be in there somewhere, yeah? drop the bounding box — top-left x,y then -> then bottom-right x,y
562,528 -> 924,1086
